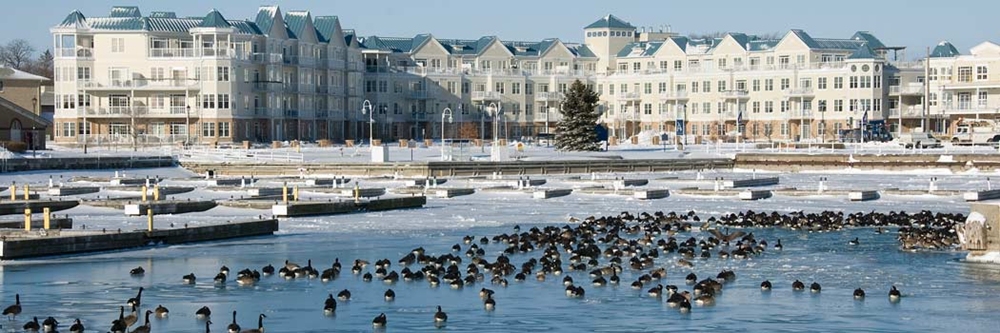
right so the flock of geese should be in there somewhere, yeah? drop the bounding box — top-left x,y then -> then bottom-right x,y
2,209 -> 918,331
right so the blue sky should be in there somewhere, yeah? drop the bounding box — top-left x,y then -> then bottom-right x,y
8,0 -> 995,60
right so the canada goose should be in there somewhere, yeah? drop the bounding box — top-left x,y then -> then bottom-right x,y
220,265 -> 230,276
434,306 -> 448,323
42,316 -> 58,332
647,284 -> 664,297
110,306 -> 127,333
337,289 -> 351,301
127,287 -> 144,308
284,260 -> 300,271
261,264 -> 275,276
239,313 -> 265,333
792,280 -> 805,291
154,304 -> 169,318
214,272 -> 227,284
324,295 -> 337,315
760,280 -> 772,291
236,273 -> 256,286
129,310 -> 153,333
848,237 -> 860,246
483,294 -> 496,311
183,273 -> 197,284
130,266 -> 145,276
2,293 -> 21,320
372,313 -> 387,328
889,286 -> 901,302
854,288 -> 866,300
227,311 -> 240,333
205,320 -> 213,333
563,276 -> 574,286
678,299 -> 692,313
695,294 -> 715,306
123,305 -> 139,327
195,306 -> 212,319
69,319 -> 85,333
479,288 -> 494,299
384,289 -> 396,301
23,316 -> 40,332
810,282 -> 822,293
774,239 -> 783,250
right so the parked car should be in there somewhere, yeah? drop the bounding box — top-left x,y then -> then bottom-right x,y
896,132 -> 942,148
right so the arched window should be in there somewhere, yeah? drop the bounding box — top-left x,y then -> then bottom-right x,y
9,119 -> 22,142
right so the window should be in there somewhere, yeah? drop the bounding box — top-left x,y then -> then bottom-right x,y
765,101 -> 773,113
702,102 -> 710,114
780,78 -> 789,90
778,56 -> 789,69
60,122 -> 75,137
818,77 -> 827,89
702,81 -> 710,93
633,62 -> 641,73
111,38 -> 125,53
77,67 -> 91,81
218,94 -> 230,109
78,122 -> 91,135
151,95 -> 165,110
718,58 -> 727,69
512,82 -> 521,95
659,61 -> 669,71
217,67 -> 230,82
658,82 -> 667,93
202,122 -> 216,137
752,101 -> 760,113
979,91 -> 988,107
958,66 -> 973,82
780,123 -> 788,136
834,77 -> 844,89
202,94 -> 216,109
861,76 -> 872,88
718,81 -> 726,92
525,83 -> 533,95
674,60 -> 682,71
834,100 -> 843,112
849,99 -> 858,112
644,83 -> 652,94
977,66 -> 988,81
818,100 -> 827,112
849,76 -> 859,89
691,82 -> 698,93
495,82 -> 505,94
644,103 -> 652,115
752,80 -> 760,92
874,75 -> 881,88
764,79 -> 773,91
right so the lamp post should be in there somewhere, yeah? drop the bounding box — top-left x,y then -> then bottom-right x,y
185,105 -> 191,144
488,102 -> 501,161
361,99 -> 374,147
441,107 -> 453,161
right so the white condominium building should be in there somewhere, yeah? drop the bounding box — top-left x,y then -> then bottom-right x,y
53,6 -> 953,146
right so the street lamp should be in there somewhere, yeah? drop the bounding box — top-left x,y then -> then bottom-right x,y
441,107 -> 453,161
488,102 -> 501,161
185,105 -> 191,145
361,99 -> 374,147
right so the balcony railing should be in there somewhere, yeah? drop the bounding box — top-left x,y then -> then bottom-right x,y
316,110 -> 330,118
535,92 -> 565,102
410,91 -> 430,99
616,92 -> 641,101
722,90 -> 750,99
783,88 -> 814,96
471,91 -> 502,101
149,48 -> 196,58
283,109 -> 299,117
251,53 -> 283,64
77,79 -> 200,90
659,91 -> 689,100
889,85 -> 925,95
57,47 -> 94,59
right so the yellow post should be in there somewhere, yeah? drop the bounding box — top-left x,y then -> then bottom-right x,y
43,207 -> 50,230
153,185 -> 160,201
147,208 -> 154,231
24,208 -> 31,231
23,184 -> 29,200
141,185 -> 148,202
293,186 -> 299,201
9,185 -> 15,200
354,183 -> 361,203
282,183 -> 289,204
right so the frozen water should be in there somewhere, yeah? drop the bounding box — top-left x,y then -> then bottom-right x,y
0,167 -> 999,332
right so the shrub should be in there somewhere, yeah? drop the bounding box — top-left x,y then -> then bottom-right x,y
2,141 -> 27,153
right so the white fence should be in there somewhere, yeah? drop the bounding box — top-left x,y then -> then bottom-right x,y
175,146 -> 305,163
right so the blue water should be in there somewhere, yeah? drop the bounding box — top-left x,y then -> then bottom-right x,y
0,169 -> 999,332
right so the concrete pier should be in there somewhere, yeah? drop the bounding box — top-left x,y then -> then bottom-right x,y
0,200 -> 79,215
247,188 -> 283,198
964,189 -> 1000,202
272,196 -> 427,217
124,200 -> 217,216
0,219 -> 278,260
208,178 -> 257,186
724,177 -> 780,188
613,179 -> 649,187
633,189 -> 671,200
47,187 -> 101,196
305,178 -> 351,187
533,189 -> 573,199
110,178 -> 160,186
406,178 -> 448,187
0,217 -> 73,229
849,190 -> 881,202
739,190 -> 773,200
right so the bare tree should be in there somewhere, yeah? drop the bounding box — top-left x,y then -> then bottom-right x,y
0,39 -> 36,70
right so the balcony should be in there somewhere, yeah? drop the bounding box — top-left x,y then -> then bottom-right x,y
889,85 -> 925,96
722,90 -> 750,100
251,53 -> 283,64
283,109 -> 299,117
783,88 -> 814,98
299,56 -> 317,67
57,47 -> 93,59
326,59 -> 346,70
77,79 -> 200,91
615,92 -> 641,102
409,91 -> 431,100
315,85 -> 329,94
283,55 -> 299,65
283,84 -> 299,94
316,110 -> 330,118
535,92 -> 565,102
659,91 -> 689,101
471,91 -> 502,102
788,109 -> 813,119
888,107 -> 924,118
149,48 -> 196,58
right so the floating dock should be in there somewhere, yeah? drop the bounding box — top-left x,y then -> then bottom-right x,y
0,200 -> 79,215
124,200 -> 217,216
47,187 -> 101,196
272,196 -> 427,217
739,190 -> 773,200
305,178 -> 351,186
0,217 -> 73,229
533,189 -> 573,199
964,189 -> 1000,202
724,177 -> 780,188
849,190 -> 881,202
0,218 -> 278,260
634,189 -> 671,200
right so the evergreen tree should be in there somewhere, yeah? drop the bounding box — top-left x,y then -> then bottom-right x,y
555,80 -> 602,151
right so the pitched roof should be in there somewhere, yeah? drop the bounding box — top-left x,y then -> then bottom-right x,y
0,66 -> 49,81
571,44 -> 597,58
110,6 -> 141,18
617,41 -> 663,58
851,31 -> 886,50
313,16 -> 340,43
931,41 -> 961,58
149,11 -> 176,19
848,43 -> 877,59
0,96 -> 50,127
254,5 -> 280,36
58,10 -> 89,29
197,9 -> 231,28
585,14 -> 635,30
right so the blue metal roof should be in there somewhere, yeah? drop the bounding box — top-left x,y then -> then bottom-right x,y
851,31 -> 886,50
571,44 -> 597,58
314,16 -> 340,44
848,43 -> 877,59
616,41 -> 663,58
254,5 -> 280,36
285,11 -> 317,41
931,41 -> 961,58
110,6 -> 141,18
585,14 -> 635,30
58,10 -> 88,28
790,30 -> 820,49
146,18 -> 200,32
198,9 -> 231,28
149,12 -> 176,19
